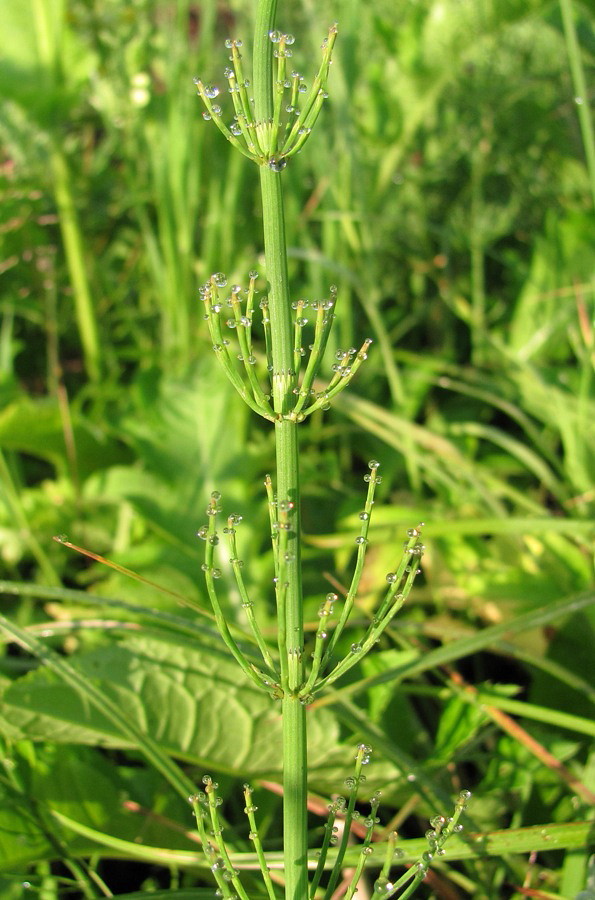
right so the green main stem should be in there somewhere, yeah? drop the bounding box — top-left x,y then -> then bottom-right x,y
254,2 -> 308,898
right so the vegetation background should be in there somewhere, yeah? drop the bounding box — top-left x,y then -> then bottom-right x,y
0,0 -> 593,897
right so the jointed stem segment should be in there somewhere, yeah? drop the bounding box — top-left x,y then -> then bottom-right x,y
194,8 -> 470,898
201,271 -> 372,423
198,467 -> 424,700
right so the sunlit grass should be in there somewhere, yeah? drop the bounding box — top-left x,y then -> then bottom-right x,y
0,0 -> 593,895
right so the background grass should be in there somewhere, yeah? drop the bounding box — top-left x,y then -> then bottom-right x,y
0,0 -> 594,897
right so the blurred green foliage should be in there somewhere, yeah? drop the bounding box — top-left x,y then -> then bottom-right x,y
0,0 -> 594,895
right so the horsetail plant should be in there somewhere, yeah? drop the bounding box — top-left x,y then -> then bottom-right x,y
193,1 -> 470,896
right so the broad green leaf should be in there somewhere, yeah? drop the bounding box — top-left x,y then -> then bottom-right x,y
0,780 -> 52,870
0,396 -> 128,480
116,364 -> 250,497
433,695 -> 490,763
0,632 -> 349,785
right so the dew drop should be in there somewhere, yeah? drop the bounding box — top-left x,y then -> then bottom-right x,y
373,877 -> 393,896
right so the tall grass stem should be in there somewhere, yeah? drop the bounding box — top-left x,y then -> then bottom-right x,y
49,143 -> 101,382
559,0 -> 595,208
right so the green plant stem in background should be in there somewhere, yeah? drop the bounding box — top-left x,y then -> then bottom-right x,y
559,0 -> 595,209
30,0 -> 101,381
253,1 -> 308,894
50,138 -> 101,385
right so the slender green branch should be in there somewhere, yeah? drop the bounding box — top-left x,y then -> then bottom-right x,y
343,794 -> 380,900
225,515 -> 277,674
203,776 -> 252,900
321,461 -> 381,666
322,743 -> 372,900
308,797 -> 346,898
189,791 -> 237,899
199,492 -> 274,690
243,784 -> 278,900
